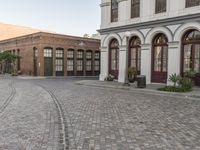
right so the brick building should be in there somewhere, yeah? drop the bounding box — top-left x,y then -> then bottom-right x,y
0,31 -> 100,76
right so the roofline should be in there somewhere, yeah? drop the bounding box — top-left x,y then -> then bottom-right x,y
0,31 -> 100,43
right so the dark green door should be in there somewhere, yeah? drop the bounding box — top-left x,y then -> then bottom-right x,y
33,58 -> 37,76
44,57 -> 53,76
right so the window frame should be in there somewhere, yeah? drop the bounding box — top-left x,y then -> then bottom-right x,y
155,0 -> 167,14
185,0 -> 200,8
131,0 -> 140,18
111,0 -> 118,22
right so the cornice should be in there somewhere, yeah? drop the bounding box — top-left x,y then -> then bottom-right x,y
98,13 -> 200,34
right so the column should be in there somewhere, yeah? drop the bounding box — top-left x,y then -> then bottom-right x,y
141,44 -> 151,84
99,47 -> 108,81
118,45 -> 126,83
167,42 -> 180,85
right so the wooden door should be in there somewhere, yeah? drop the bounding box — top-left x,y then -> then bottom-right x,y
152,45 -> 168,83
109,48 -> 119,78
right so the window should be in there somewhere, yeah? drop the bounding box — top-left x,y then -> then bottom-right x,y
86,60 -> 92,71
67,50 -> 74,58
86,51 -> 92,59
94,51 -> 100,71
129,37 -> 141,73
86,51 -> 92,71
56,49 -> 63,58
95,52 -> 100,59
56,49 -> 63,72
67,60 -> 74,71
44,48 -> 52,57
94,60 -> 100,71
77,60 -> 83,71
186,0 -> 200,8
152,33 -> 168,83
67,49 -> 74,71
182,30 -> 200,73
111,0 -> 118,22
56,59 -> 63,71
131,0 -> 140,18
77,50 -> 83,58
155,0 -> 166,14
77,50 -> 84,71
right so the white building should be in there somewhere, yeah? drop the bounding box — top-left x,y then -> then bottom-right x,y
99,0 -> 200,86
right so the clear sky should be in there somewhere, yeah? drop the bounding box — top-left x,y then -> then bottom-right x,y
0,0 -> 101,37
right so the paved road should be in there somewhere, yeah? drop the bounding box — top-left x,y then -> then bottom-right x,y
0,77 -> 200,150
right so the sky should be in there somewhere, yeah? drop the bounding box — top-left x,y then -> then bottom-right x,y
0,0 -> 101,37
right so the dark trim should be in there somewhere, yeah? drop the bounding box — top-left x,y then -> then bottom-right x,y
98,13 -> 200,34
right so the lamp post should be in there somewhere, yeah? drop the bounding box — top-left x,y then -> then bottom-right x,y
124,31 -> 131,86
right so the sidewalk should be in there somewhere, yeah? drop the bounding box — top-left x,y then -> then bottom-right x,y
76,80 -> 200,100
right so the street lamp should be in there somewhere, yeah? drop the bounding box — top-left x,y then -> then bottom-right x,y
124,31 -> 131,86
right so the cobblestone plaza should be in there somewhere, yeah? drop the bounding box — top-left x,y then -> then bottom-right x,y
0,77 -> 200,150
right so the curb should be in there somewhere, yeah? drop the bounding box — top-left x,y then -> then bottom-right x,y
75,81 -> 200,100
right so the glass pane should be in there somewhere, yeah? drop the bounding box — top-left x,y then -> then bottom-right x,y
184,59 -> 191,72
86,52 -> 92,59
111,0 -> 118,22
95,52 -> 100,59
77,51 -> 83,59
86,60 -> 92,71
67,50 -> 74,58
56,49 -> 63,58
131,48 -> 136,59
67,60 -> 73,71
44,49 -> 52,57
154,46 -> 162,71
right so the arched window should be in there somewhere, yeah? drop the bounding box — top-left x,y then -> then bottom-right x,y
152,33 -> 168,83
182,30 -> 200,86
77,49 -> 84,76
55,48 -> 64,76
94,51 -> 100,75
67,49 -> 74,76
86,50 -> 92,76
111,0 -> 118,22
155,0 -> 166,14
131,0 -> 140,18
186,0 -> 200,8
129,36 -> 141,74
109,39 -> 119,78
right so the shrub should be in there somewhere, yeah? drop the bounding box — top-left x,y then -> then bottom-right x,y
169,73 -> 181,87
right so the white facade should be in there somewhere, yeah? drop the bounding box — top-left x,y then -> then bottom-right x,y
99,0 -> 200,85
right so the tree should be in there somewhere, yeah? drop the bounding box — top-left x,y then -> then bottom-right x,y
0,51 -> 21,75
83,33 -> 90,38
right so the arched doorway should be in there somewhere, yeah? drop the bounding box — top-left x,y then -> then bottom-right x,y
152,33 -> 168,83
129,36 -> 141,75
182,30 -> 200,86
109,38 -> 119,79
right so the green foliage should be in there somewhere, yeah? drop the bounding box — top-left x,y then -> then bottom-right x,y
169,73 -> 181,87
0,51 -> 20,62
128,67 -> 137,76
106,74 -> 114,81
184,70 -> 196,78
158,71 -> 196,93
158,86 -> 192,92
0,51 -> 21,75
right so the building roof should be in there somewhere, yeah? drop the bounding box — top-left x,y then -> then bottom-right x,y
0,23 -> 53,41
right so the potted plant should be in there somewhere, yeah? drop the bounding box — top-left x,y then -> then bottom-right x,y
106,74 -> 114,81
128,67 -> 137,83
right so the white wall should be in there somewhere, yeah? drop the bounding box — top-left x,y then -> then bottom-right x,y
100,0 -> 200,29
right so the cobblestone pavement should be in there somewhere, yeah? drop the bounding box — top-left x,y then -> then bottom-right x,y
0,77 -> 200,150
